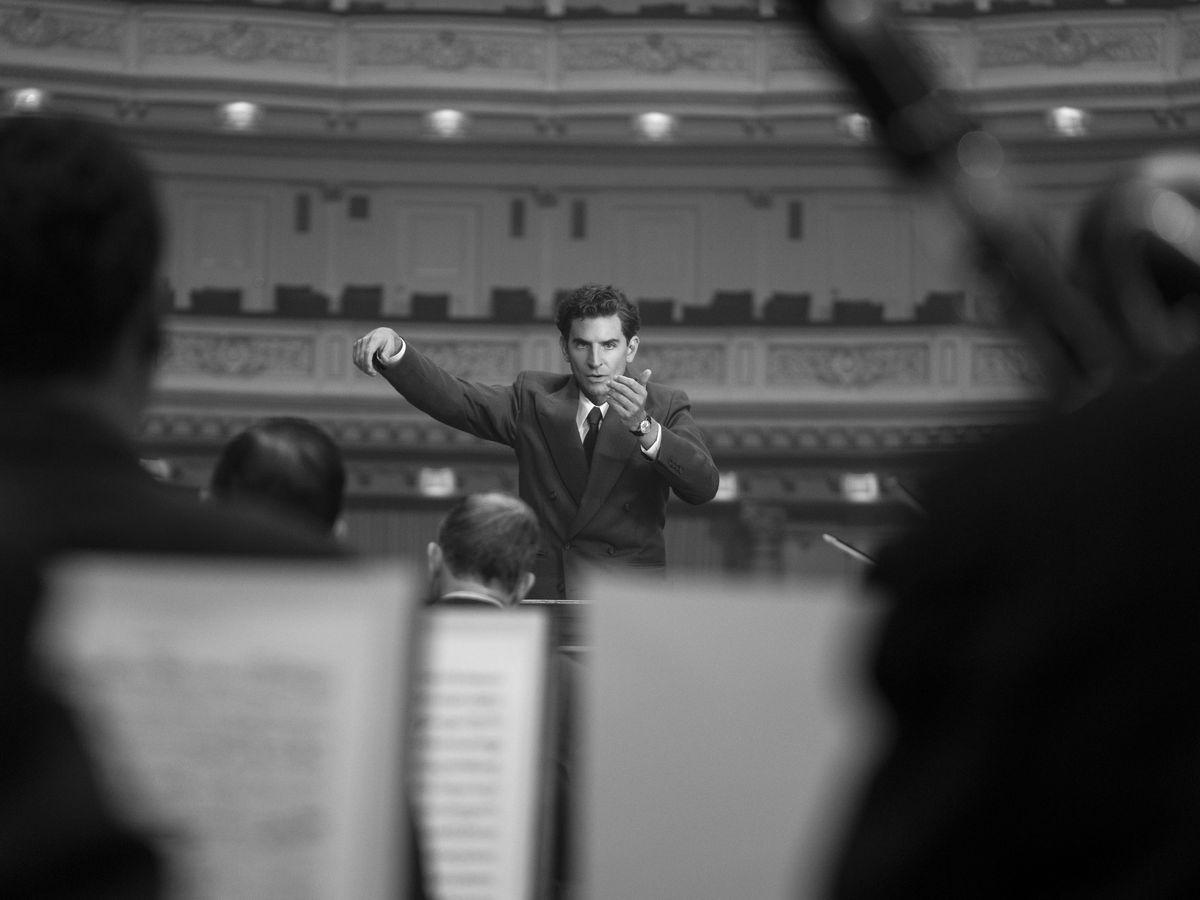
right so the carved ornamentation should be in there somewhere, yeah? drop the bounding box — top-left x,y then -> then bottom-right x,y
353,28 -> 542,72
637,344 -> 727,384
765,343 -> 930,388
420,341 -> 522,382
141,408 -> 1014,461
979,23 -> 1161,69
142,19 -> 330,65
765,33 -> 829,74
161,334 -> 316,378
1183,23 -> 1200,60
562,32 -> 752,76
0,6 -> 119,52
971,343 -> 1043,386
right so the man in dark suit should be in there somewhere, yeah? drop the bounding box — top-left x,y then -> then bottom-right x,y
353,284 -> 720,599
0,113 -> 352,899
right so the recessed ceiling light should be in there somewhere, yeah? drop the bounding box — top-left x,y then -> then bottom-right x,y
6,87 -> 48,113
634,111 -> 677,141
426,108 -> 468,139
217,101 -> 263,131
836,112 -> 873,142
1047,106 -> 1089,138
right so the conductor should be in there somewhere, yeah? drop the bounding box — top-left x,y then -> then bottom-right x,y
353,283 -> 719,599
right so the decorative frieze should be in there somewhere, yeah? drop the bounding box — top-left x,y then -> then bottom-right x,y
0,5 -> 120,53
352,27 -> 544,73
418,341 -> 524,383
637,343 -> 727,384
765,343 -> 931,389
978,22 -> 1162,69
161,333 -> 317,378
970,342 -> 1043,387
141,18 -> 332,65
763,32 -> 829,74
1182,21 -> 1200,60
140,408 -> 1014,459
562,31 -> 754,76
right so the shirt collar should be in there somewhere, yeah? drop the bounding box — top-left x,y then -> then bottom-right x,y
575,395 -> 610,433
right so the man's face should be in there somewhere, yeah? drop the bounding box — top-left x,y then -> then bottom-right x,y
562,314 -> 639,405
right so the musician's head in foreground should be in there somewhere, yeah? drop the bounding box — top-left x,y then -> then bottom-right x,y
0,112 -> 164,432
428,492 -> 541,607
208,417 -> 347,537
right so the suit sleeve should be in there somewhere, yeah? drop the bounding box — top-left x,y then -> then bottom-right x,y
652,388 -> 720,505
380,343 -> 519,446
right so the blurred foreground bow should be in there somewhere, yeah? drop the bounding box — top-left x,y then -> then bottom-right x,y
788,0 -> 1130,410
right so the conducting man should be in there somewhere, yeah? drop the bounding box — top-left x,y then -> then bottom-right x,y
353,283 -> 719,599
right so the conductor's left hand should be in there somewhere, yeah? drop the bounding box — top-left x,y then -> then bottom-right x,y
608,369 -> 652,429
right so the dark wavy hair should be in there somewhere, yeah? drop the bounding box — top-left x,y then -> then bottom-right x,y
209,417 -> 347,533
0,113 -> 164,378
437,493 -> 540,593
554,283 -> 641,341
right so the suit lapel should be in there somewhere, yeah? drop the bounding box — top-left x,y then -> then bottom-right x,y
535,380 -> 588,505
570,413 -> 636,536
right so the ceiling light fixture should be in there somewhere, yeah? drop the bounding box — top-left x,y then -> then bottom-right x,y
426,108 -> 468,139
217,101 -> 263,132
6,87 -> 48,113
634,111 -> 677,142
836,112 -> 873,143
1047,106 -> 1090,138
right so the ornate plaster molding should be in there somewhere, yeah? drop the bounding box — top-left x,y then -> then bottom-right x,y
417,341 -> 524,382
351,26 -> 544,73
0,5 -> 120,53
140,408 -> 1015,460
561,31 -> 754,76
161,333 -> 317,378
141,18 -> 332,65
970,342 -> 1042,387
978,22 -> 1163,69
764,343 -> 931,389
637,343 -> 727,384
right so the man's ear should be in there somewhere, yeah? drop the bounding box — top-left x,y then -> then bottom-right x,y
626,334 -> 639,362
559,335 -> 569,361
514,571 -> 536,603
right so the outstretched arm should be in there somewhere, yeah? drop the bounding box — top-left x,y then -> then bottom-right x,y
354,330 -> 519,447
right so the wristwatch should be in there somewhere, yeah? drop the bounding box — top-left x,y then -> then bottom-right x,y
630,413 -> 653,436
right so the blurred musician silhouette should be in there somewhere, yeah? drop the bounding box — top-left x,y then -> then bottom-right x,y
827,149 -> 1200,900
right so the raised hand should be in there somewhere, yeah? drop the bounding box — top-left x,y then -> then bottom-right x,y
608,368 -> 652,429
352,327 -> 403,376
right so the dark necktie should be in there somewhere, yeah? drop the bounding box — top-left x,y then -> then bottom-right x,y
583,407 -> 602,467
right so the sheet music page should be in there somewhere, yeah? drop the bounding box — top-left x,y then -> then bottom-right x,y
577,573 -> 884,900
37,555 -> 417,900
411,607 -> 549,900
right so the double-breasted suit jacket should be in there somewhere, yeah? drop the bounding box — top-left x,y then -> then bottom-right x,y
383,343 -> 720,599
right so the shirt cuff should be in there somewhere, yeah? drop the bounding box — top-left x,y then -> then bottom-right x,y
375,338 -> 407,370
639,422 -> 663,459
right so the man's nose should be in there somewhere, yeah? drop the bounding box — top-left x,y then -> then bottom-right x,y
588,346 -> 602,367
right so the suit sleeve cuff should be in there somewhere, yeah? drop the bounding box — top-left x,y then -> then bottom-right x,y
374,338 -> 407,371
639,422 -> 663,459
